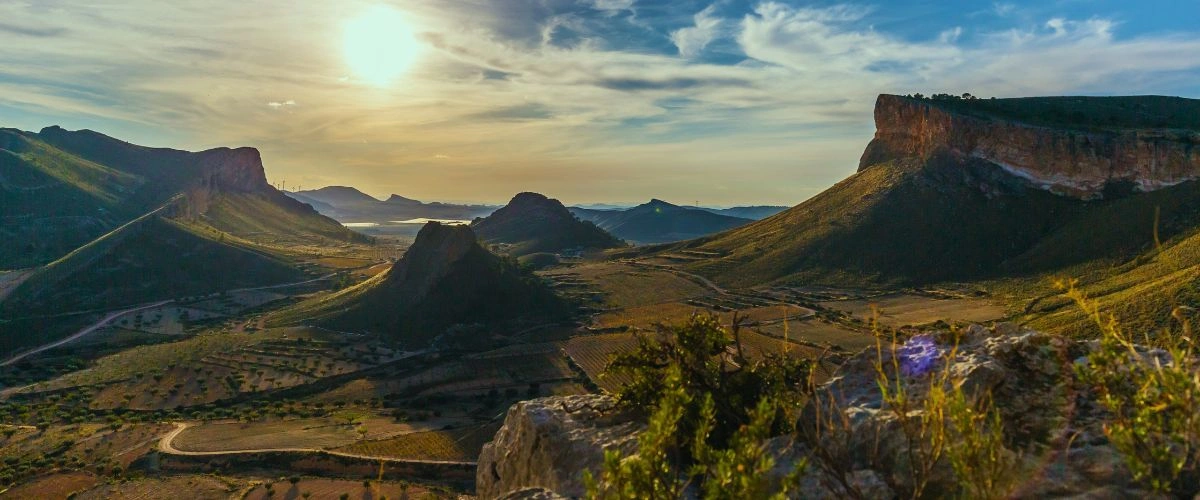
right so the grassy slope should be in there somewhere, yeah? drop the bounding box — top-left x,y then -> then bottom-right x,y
0,130 -> 146,268
0,215 -> 303,354
197,192 -> 370,244
675,151 -> 1200,290
271,245 -> 564,346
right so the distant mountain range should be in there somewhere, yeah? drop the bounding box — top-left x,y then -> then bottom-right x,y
570,199 -> 754,244
472,192 -> 623,257
286,186 -> 497,222
272,222 -> 565,347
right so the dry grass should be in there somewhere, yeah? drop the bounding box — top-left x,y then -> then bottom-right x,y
334,423 -> 500,461
820,293 -> 1007,327
170,416 -> 426,452
544,262 -> 709,309
72,474 -> 240,500
562,333 -> 640,392
1,471 -> 98,499
242,478 -> 451,500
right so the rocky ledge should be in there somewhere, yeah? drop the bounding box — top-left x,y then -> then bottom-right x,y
478,324 -> 1160,499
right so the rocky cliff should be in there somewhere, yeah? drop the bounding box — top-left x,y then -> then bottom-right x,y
860,94 -> 1200,199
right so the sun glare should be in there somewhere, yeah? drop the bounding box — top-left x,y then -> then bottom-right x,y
343,5 -> 421,86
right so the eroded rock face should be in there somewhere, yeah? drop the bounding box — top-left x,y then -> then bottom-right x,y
195,147 -> 271,193
861,95 -> 1200,199
477,394 -> 642,499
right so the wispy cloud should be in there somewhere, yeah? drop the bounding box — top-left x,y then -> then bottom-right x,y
0,0 -> 1196,204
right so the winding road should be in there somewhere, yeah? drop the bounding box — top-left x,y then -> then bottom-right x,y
0,299 -> 173,367
0,268 -> 360,368
157,422 -> 476,466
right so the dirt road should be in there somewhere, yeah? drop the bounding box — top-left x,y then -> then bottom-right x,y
157,422 -> 476,466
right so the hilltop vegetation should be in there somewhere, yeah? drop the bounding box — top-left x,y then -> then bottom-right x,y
909,93 -> 1200,130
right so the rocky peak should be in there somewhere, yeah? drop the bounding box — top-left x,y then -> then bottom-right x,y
383,221 -> 479,301
860,94 -> 1200,199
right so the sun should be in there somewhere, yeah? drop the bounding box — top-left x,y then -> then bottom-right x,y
343,5 -> 421,86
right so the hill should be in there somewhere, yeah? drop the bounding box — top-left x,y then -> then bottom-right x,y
472,192 -> 623,256
271,222 -> 565,347
667,94 -> 1200,288
0,126 -> 364,268
687,205 -> 788,220
288,187 -> 496,222
572,199 -> 752,244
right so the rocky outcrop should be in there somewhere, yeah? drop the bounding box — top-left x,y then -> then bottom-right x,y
194,147 -> 271,193
795,323 -> 1145,498
477,395 -> 642,499
480,325 -> 1160,498
382,221 -> 478,302
861,94 -> 1200,199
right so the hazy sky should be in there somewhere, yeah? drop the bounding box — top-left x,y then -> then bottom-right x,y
2,0 -> 1199,205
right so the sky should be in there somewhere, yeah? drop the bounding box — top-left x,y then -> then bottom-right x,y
1,0 -> 1198,206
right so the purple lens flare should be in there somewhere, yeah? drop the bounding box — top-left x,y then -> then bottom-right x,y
896,334 -> 943,377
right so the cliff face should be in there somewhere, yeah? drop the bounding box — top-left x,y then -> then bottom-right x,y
194,147 -> 272,193
860,94 -> 1200,199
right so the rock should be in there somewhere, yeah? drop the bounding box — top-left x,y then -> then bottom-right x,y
496,487 -> 571,500
477,395 -> 643,499
862,95 -> 1200,199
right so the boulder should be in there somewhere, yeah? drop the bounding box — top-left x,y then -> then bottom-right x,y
477,394 -> 642,499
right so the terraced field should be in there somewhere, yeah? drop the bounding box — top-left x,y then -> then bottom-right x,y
820,293 -> 1008,327
242,478 -> 451,500
334,422 -> 501,461
170,416 -> 436,452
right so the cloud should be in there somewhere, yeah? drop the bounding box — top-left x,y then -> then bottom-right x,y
591,0 -> 634,14
0,0 -> 1198,205
0,21 -> 67,37
671,4 -> 723,58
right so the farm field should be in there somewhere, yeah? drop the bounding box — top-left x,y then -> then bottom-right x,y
334,423 -> 501,461
170,416 -> 462,452
541,262 -> 709,309
0,471 -> 98,499
23,327 -> 412,410
71,474 -> 242,500
819,293 -> 1008,327
241,477 -> 451,500
561,333 -> 641,392
754,319 -> 876,353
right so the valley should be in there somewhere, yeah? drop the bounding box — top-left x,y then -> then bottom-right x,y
1,93 -> 1199,498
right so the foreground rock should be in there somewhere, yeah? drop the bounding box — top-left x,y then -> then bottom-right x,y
477,394 -> 642,499
480,324 -> 1169,499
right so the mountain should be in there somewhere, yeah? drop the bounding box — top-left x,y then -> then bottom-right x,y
667,94 -> 1200,289
472,192 -> 624,256
271,222 -> 565,347
287,187 -> 497,222
571,199 -> 753,244
685,205 -> 789,220
0,126 -> 364,268
291,185 -> 381,206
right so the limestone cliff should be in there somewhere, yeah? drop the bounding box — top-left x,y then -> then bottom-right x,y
860,94 -> 1200,199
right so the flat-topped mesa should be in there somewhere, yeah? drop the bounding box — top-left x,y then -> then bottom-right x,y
860,94 -> 1200,199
